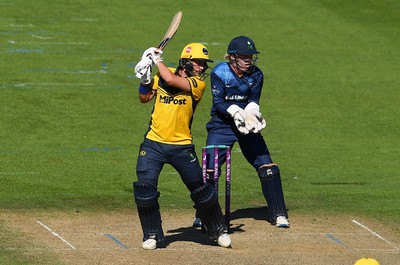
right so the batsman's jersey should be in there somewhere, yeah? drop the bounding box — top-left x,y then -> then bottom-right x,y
145,68 -> 206,145
207,62 -> 264,129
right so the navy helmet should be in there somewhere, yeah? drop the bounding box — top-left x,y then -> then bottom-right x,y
227,36 -> 260,55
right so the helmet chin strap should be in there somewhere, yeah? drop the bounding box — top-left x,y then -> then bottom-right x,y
181,59 -> 208,80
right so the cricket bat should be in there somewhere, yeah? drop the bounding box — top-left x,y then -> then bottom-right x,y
135,11 -> 182,78
157,11 -> 183,50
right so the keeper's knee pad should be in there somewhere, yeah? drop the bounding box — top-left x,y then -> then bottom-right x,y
257,165 -> 288,221
190,183 -> 226,238
133,182 -> 164,242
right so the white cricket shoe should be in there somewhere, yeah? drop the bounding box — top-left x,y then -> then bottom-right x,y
275,216 -> 290,228
217,233 -> 231,248
142,238 -> 157,250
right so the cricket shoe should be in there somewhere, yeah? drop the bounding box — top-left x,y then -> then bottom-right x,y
275,216 -> 290,228
217,232 -> 231,248
192,217 -> 202,228
142,238 -> 157,250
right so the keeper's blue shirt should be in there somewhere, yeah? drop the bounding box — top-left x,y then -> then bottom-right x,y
206,62 -> 264,129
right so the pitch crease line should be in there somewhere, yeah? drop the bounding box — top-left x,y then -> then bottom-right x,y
326,233 -> 351,250
36,220 -> 76,250
352,219 -> 399,250
104,234 -> 128,249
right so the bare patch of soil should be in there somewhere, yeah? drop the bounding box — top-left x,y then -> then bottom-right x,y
0,208 -> 398,265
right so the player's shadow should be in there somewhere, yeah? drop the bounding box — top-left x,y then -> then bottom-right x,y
158,206 -> 272,248
228,206 -> 270,233
158,226 -> 220,248
230,206 -> 269,221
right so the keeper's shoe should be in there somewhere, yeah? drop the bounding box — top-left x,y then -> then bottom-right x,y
217,232 -> 231,248
275,216 -> 290,228
192,217 -> 202,228
142,238 -> 157,250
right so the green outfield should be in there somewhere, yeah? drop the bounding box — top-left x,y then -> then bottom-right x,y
1,0 -> 399,263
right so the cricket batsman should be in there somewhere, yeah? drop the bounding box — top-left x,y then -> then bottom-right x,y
133,43 -> 231,250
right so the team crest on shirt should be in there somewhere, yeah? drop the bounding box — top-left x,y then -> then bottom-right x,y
189,153 -> 197,162
140,151 -> 146,156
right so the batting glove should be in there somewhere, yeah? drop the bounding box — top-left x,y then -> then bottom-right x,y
140,65 -> 152,85
227,104 -> 250,135
150,48 -> 163,65
245,102 -> 266,133
134,56 -> 152,79
135,47 -> 161,78
141,47 -> 155,60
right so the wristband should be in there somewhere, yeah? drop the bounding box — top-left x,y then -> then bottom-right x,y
139,84 -> 151,95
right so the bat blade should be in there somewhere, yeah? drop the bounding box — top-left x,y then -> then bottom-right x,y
157,11 -> 182,50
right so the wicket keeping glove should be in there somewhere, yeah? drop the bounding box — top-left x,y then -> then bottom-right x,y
227,104 -> 250,135
245,102 -> 266,133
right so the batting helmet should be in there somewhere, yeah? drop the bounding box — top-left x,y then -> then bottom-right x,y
354,257 -> 380,265
180,43 -> 213,62
227,35 -> 260,55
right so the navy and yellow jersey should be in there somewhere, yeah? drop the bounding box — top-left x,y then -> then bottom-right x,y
207,62 -> 263,128
145,67 -> 206,145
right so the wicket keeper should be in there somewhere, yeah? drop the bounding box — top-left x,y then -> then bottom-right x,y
194,36 -> 290,229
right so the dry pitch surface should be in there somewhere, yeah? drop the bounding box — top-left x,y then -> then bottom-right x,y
1,209 -> 399,265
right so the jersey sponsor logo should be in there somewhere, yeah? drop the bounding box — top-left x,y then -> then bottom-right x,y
159,95 -> 187,105
225,94 -> 248,101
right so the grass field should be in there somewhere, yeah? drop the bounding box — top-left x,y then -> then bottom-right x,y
1,0 -> 399,263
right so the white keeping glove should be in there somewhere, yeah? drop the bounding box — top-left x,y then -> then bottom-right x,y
255,112 -> 267,131
245,102 -> 266,133
227,105 -> 250,135
134,56 -> 152,79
